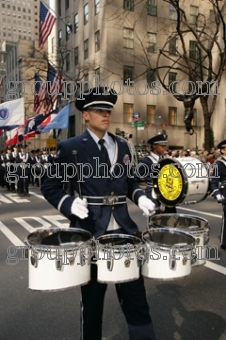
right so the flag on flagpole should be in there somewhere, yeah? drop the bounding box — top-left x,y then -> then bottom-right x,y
45,63 -> 65,113
39,1 -> 56,50
42,104 -> 70,133
0,98 -> 24,128
34,74 -> 46,114
24,109 -> 58,140
38,112 -> 58,131
6,127 -> 19,146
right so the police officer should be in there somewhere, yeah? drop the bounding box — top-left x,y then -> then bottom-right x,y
138,133 -> 177,214
0,150 -> 6,187
42,87 -> 157,340
211,139 -> 226,250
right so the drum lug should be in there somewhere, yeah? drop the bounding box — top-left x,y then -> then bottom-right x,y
56,258 -> 63,271
68,257 -> 75,265
169,256 -> 176,270
30,254 -> 38,268
124,259 -> 131,268
80,254 -> 86,266
107,258 -> 114,271
195,238 -> 200,245
182,257 -> 187,265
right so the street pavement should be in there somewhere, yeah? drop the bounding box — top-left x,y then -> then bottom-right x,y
0,186 -> 226,340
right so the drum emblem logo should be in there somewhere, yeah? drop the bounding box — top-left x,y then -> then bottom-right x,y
158,164 -> 183,201
0,108 -> 9,120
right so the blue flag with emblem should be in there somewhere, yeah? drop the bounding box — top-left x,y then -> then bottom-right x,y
41,104 -> 70,133
0,98 -> 24,128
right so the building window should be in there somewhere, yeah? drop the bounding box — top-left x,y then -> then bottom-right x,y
84,4 -> 89,25
169,3 -> 177,20
190,5 -> 198,24
84,74 -> 89,91
123,0 -> 134,11
123,103 -> 134,123
66,23 -> 71,41
147,33 -> 156,53
66,54 -> 70,71
58,0 -> 61,16
146,70 -> 156,87
169,37 -> 177,55
74,13 -> 78,33
123,28 -> 134,49
168,107 -> 177,125
66,0 -> 69,10
147,105 -> 156,124
74,46 -> 79,65
147,0 -> 157,16
84,39 -> 89,59
123,66 -> 134,84
95,0 -> 100,15
168,72 -> 177,93
189,41 -> 199,61
58,30 -> 62,47
94,68 -> 100,85
95,30 -> 100,52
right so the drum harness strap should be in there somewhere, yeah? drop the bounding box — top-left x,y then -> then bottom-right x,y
145,155 -> 158,188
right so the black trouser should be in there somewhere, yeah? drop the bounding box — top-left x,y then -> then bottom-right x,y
80,256 -> 156,340
221,204 -> 226,247
18,175 -> 30,194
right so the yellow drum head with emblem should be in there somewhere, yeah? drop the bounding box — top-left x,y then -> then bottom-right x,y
153,159 -> 188,206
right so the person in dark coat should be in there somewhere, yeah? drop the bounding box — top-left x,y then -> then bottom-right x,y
211,139 -> 226,250
42,87 -> 157,340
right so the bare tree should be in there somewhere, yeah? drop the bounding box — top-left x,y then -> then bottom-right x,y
156,0 -> 226,150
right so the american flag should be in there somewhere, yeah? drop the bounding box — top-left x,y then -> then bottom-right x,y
39,2 -> 56,50
34,74 -> 46,114
44,63 -> 65,113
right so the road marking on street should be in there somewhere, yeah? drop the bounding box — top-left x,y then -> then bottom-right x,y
0,221 -> 24,246
205,261 -> 226,275
29,191 -> 45,200
177,206 -> 222,218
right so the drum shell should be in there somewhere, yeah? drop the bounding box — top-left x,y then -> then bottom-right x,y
153,157 -> 209,206
149,213 -> 210,266
24,228 -> 93,291
96,234 -> 142,283
141,228 -> 196,280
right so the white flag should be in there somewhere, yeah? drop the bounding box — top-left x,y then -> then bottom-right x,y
0,98 -> 24,128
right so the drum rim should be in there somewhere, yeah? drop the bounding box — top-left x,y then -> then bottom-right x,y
24,227 -> 93,250
96,233 -> 142,251
153,158 -> 188,206
149,213 -> 209,231
142,227 -> 196,250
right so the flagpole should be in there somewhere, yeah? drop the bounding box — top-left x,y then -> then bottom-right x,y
41,1 -> 72,31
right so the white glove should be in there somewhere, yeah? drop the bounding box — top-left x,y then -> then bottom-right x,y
216,194 -> 224,202
71,197 -> 88,219
138,196 -> 156,216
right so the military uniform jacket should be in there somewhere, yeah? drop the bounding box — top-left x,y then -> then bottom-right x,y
211,156 -> 226,203
137,154 -> 160,207
41,130 -> 145,237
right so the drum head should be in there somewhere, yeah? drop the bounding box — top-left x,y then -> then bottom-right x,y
97,234 -> 141,248
149,213 -> 208,233
153,158 -> 188,206
26,228 -> 92,247
143,228 -> 195,249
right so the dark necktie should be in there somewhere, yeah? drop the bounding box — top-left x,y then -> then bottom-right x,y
98,139 -> 111,169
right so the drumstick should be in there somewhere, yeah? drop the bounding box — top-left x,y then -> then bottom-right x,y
72,150 -> 83,199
